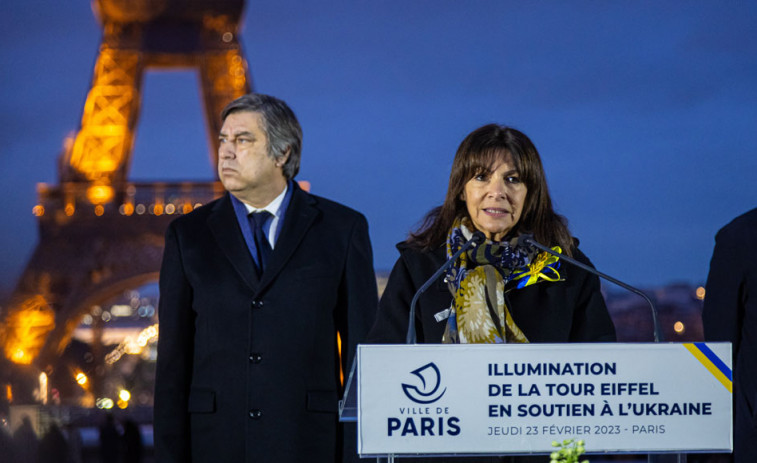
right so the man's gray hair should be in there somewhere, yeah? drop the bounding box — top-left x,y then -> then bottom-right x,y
220,93 -> 303,180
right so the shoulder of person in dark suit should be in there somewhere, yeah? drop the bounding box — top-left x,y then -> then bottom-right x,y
163,195 -> 223,234
703,207 -> 757,347
714,207 -> 757,246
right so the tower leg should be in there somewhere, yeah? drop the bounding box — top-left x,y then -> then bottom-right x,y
63,44 -> 144,185
198,24 -> 252,168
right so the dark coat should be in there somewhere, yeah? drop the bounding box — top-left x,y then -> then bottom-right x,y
368,242 -> 616,345
154,185 -> 378,463
703,207 -> 757,462
366,241 -> 615,463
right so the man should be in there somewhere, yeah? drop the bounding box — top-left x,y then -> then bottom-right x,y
154,93 -> 378,462
702,207 -> 757,463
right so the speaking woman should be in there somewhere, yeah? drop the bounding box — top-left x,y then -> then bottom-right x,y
369,124 -> 615,346
366,124 -> 615,462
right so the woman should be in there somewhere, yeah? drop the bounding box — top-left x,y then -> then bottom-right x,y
369,123 -> 615,346
366,124 -> 615,462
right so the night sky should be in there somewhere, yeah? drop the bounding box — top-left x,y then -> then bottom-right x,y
1,1 -> 755,299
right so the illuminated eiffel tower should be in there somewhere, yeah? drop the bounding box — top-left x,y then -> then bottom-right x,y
1,0 -> 251,390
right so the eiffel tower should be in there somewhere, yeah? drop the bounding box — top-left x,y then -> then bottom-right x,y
1,0 -> 251,390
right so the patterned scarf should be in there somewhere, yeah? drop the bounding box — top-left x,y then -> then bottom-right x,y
441,217 -> 558,344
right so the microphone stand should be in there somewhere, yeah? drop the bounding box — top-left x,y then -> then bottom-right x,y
519,235 -> 664,343
406,232 -> 485,344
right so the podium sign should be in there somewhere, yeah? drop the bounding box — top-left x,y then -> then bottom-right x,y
356,343 -> 732,457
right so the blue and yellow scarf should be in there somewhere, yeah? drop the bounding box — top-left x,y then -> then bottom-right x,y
441,217 -> 563,344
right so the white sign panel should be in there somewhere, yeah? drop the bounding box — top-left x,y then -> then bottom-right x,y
357,343 -> 732,457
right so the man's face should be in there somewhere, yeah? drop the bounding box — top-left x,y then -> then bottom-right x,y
218,111 -> 286,205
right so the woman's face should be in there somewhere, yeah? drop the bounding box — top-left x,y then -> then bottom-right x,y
461,152 -> 527,242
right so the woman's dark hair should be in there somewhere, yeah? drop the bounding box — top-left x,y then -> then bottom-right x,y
408,124 -> 573,255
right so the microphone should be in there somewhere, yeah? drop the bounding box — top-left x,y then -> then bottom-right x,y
517,234 -> 664,342
406,231 -> 486,344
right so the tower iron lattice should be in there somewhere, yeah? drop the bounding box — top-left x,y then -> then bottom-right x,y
2,0 -> 251,396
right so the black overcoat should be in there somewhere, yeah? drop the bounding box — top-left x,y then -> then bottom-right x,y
154,185 -> 378,463
703,207 -> 757,462
368,242 -> 616,345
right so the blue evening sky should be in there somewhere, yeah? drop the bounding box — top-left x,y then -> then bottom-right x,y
1,1 -> 755,296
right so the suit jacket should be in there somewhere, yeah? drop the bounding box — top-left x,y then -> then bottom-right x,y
703,207 -> 757,462
154,184 -> 378,463
368,242 -> 616,345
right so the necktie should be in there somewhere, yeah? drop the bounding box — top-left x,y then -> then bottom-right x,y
249,211 -> 272,276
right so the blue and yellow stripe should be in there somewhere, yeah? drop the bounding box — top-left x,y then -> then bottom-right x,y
683,342 -> 732,393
